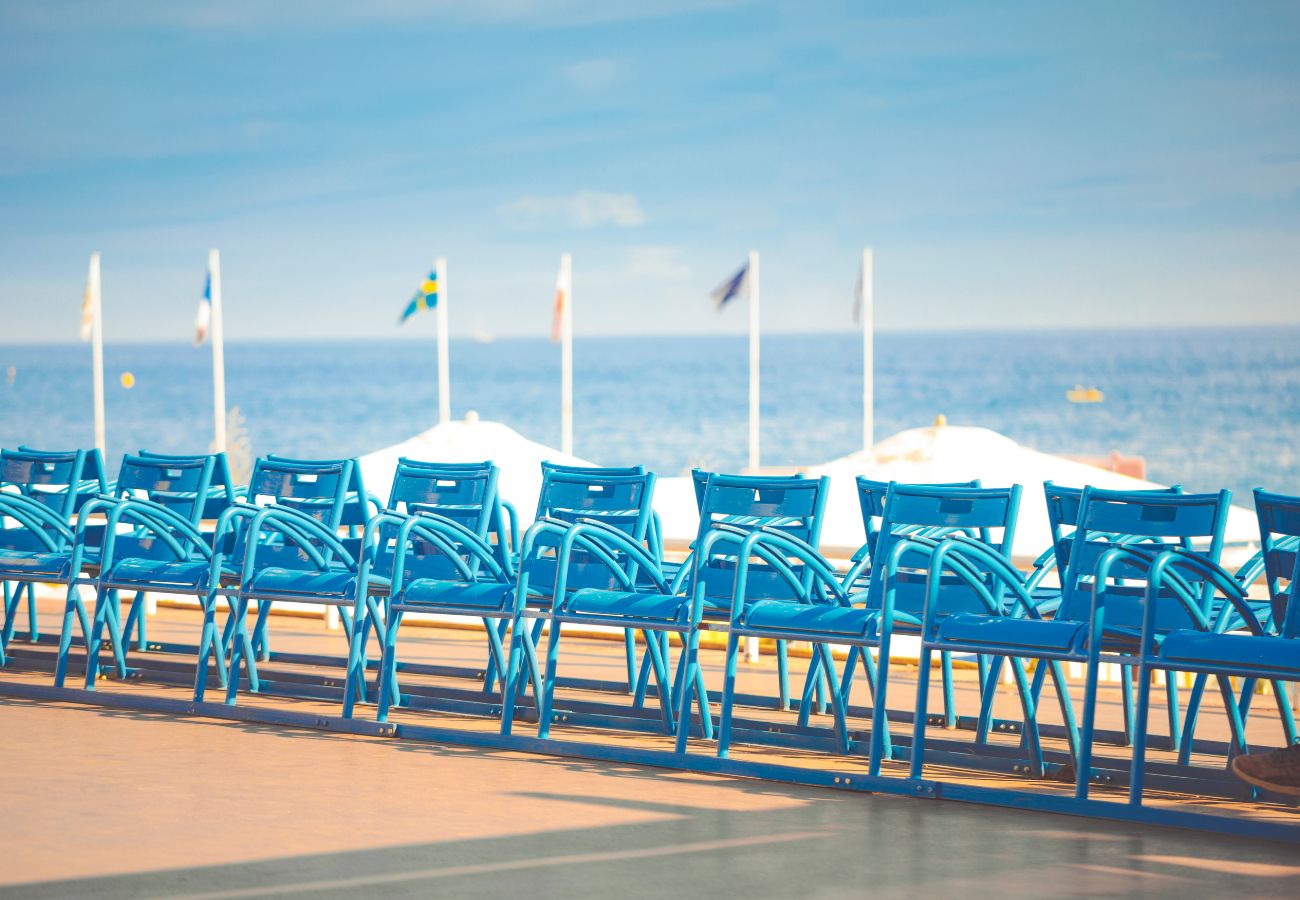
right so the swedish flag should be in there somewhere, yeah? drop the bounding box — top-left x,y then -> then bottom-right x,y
398,270 -> 439,324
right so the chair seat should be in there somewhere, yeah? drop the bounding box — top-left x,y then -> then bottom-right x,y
0,549 -> 73,580
104,557 -> 213,591
564,589 -> 692,625
400,579 -> 512,613
245,567 -> 358,599
936,614 -> 1086,654
742,600 -> 877,639
1158,630 -> 1300,674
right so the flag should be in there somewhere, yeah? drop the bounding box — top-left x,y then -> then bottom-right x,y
852,257 -> 864,324
194,270 -> 212,345
79,254 -> 99,341
398,269 -> 439,324
551,257 -> 570,343
710,260 -> 749,311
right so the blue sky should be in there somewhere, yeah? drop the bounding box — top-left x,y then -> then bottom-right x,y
1,0 -> 1298,342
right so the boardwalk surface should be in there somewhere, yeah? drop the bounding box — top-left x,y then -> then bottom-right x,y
1,600 -> 1298,897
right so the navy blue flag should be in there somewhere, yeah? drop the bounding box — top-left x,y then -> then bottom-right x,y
710,261 -> 749,311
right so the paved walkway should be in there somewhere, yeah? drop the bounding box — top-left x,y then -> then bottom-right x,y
2,695 -> 1299,898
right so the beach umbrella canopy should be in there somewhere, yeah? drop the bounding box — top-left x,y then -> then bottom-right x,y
652,422 -> 1259,566
357,414 -> 592,527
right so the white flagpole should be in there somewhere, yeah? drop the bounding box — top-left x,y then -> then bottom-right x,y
861,247 -> 874,454
208,248 -> 228,452
436,256 -> 451,424
747,248 -> 760,472
744,250 -> 762,663
560,252 -> 574,456
89,252 -> 106,456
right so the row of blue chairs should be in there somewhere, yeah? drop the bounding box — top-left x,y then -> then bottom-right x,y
1,445 -> 1296,807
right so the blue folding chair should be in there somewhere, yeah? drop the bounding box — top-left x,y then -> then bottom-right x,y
219,455 -> 373,704
1146,489 -> 1300,771
800,476 -> 983,730
522,473 -> 828,751
498,467 -> 660,735
1,447 -> 107,657
717,483 -> 1021,774
356,460 -> 521,720
631,469 -> 829,715
998,482 -> 1188,753
53,451 -> 237,691
913,487 -> 1230,798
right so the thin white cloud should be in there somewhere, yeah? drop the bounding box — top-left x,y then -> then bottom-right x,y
626,245 -> 691,280
563,58 -> 625,93
2,1 -> 754,31
502,190 -> 646,228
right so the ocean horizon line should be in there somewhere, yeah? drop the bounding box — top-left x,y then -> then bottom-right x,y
5,321 -> 1300,349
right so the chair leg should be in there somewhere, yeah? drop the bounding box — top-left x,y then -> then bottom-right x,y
693,644 -> 714,741
499,618 -> 528,735
1129,663 -> 1155,806
376,611 -> 403,724
252,601 -> 273,662
1008,657 -> 1043,777
1075,651 -> 1103,800
623,629 -> 637,694
121,590 -> 148,652
1216,674 -> 1249,759
1179,673 -> 1210,766
941,651 -> 957,729
2,581 -> 21,654
537,617 -> 564,740
631,639 -> 655,709
869,638 -> 893,777
975,657 -> 1004,743
481,619 -> 508,692
817,644 -> 848,754
1049,660 -> 1081,764
1273,679 -> 1297,746
1165,672 -> 1182,754
54,583 -> 89,688
642,628 -> 675,734
194,593 -> 224,703
910,645 -> 935,779
776,639 -> 790,711
797,651 -> 822,727
341,610 -> 370,719
26,581 -> 40,642
83,587 -> 112,689
674,630 -> 701,754
717,633 -> 741,758
1120,663 -> 1136,747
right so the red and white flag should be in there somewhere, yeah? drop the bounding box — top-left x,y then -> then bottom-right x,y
550,254 -> 571,342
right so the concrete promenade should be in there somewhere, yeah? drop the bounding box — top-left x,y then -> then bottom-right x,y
1,601 -> 1298,897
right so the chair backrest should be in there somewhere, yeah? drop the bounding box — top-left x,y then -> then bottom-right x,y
865,482 -> 1021,617
857,477 -> 980,561
692,472 -> 829,603
247,456 -> 363,529
1044,480 -> 1181,574
99,452 -> 235,561
1253,489 -> 1300,639
522,465 -> 656,596
377,459 -> 504,582
1,447 -> 107,518
1057,487 -> 1230,631
235,456 -> 367,569
543,461 -> 660,559
130,450 -> 238,523
262,453 -> 373,529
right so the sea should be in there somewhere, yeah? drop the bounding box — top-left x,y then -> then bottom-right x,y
1,328 -> 1297,506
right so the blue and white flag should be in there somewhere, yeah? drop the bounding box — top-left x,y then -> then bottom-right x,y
194,270 -> 212,346
710,260 -> 749,311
